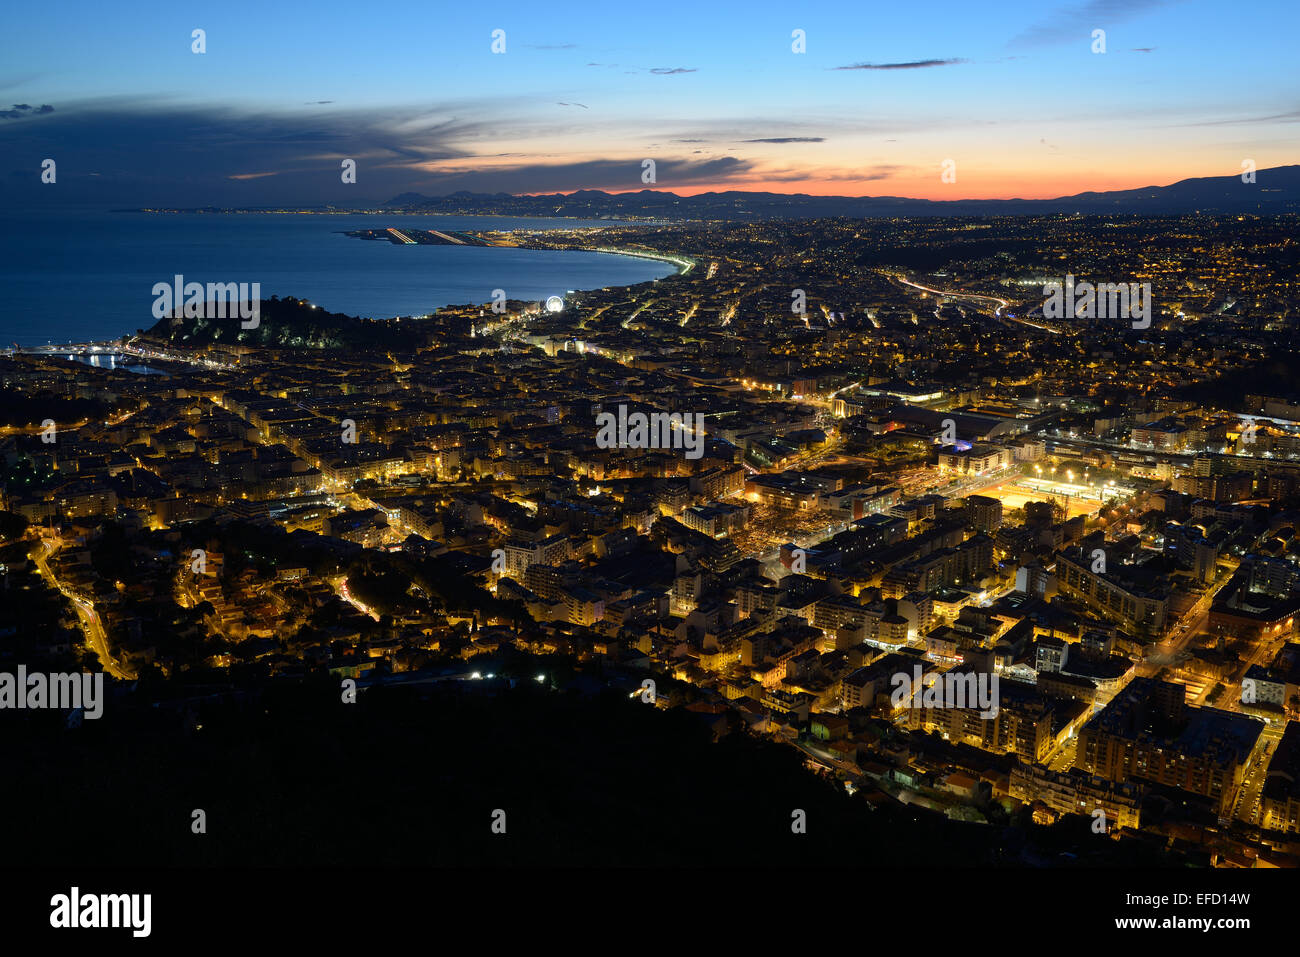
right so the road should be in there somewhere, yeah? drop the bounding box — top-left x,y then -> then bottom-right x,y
1138,558 -> 1241,684
1045,732 -> 1080,773
1229,722 -> 1282,824
336,575 -> 381,621
893,275 -> 1010,318
34,539 -> 135,680
1204,625 -> 1288,712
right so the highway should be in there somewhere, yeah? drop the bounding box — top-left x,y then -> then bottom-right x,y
891,273 -> 1070,335
893,275 -> 1010,318
1046,431 -> 1294,473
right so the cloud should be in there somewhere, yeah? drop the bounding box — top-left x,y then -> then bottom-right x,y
666,115 -> 936,145
649,67 -> 697,75
0,99 -> 493,204
0,74 -> 41,93
0,96 -> 940,205
0,103 -> 53,119
757,165 -> 905,183
1009,0 -> 1176,48
0,93 -> 784,204
407,156 -> 752,196
1169,109 -> 1300,127
831,59 -> 965,71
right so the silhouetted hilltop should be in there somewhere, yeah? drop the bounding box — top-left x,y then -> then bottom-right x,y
145,295 -> 439,350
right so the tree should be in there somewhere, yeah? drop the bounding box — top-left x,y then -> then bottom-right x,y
0,510 -> 29,542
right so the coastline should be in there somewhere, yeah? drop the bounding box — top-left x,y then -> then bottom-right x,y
4,238 -> 690,356
586,245 -> 695,276
119,208 -> 663,224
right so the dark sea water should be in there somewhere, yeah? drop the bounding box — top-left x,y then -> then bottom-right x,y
0,209 -> 674,347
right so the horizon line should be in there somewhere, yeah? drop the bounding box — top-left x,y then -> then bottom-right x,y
420,163 -> 1298,205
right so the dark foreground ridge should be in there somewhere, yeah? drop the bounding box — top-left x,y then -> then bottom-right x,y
1,675 -> 1201,867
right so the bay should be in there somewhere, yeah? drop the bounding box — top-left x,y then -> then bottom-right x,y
0,209 -> 674,347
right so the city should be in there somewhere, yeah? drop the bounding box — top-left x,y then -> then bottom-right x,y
2,0 -> 1297,941
4,213 -> 1300,867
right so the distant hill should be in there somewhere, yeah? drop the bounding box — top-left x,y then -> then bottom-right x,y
383,166 -> 1300,220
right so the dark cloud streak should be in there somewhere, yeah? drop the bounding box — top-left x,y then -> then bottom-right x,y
1008,0 -> 1174,48
831,59 -> 965,70
0,101 -> 486,204
0,103 -> 54,119
0,100 -> 760,204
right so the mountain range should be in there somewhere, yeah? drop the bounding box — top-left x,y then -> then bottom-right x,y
382,165 -> 1300,220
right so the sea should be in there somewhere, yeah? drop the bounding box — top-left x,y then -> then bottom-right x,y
0,208 -> 675,348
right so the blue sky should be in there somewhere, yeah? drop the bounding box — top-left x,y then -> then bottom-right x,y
1,0 -> 1296,204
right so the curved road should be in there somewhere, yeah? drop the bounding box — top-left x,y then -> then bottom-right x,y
894,274 -> 1060,334
35,539 -> 135,680
894,275 -> 1010,317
